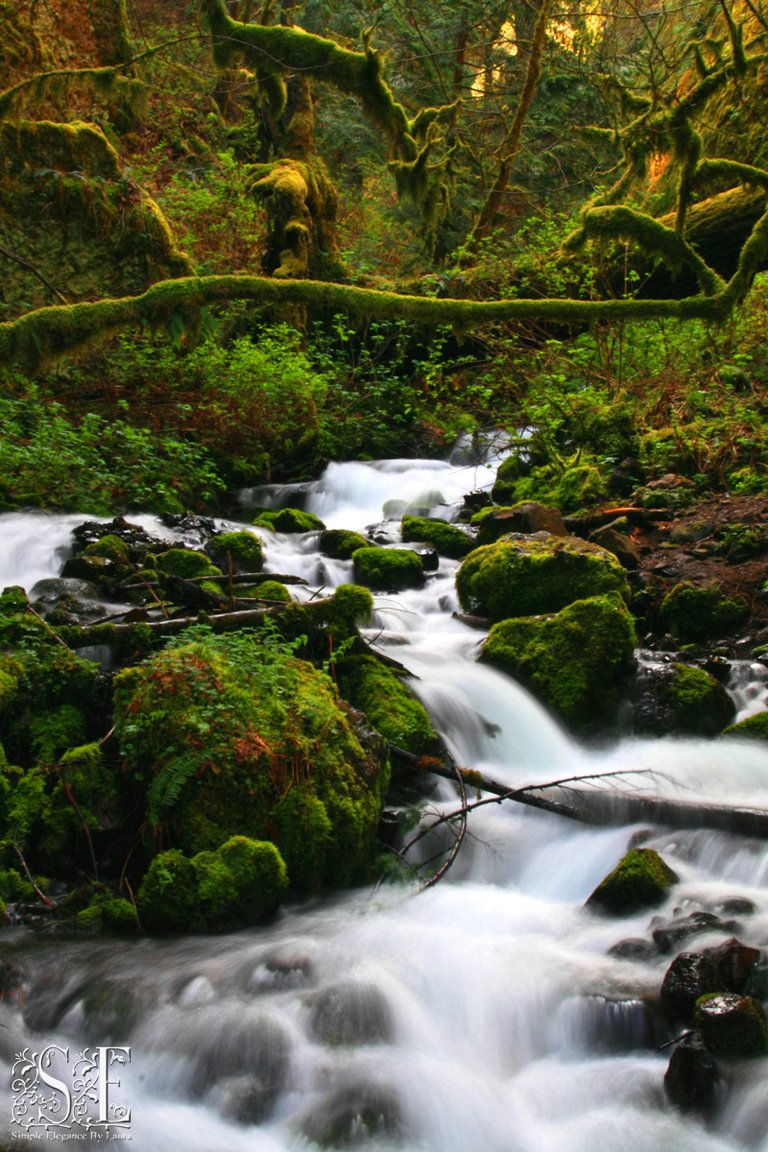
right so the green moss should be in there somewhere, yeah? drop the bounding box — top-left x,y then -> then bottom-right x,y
252,507 -> 326,533
660,581 -> 750,642
252,579 -> 292,603
457,535 -> 630,622
662,663 -> 735,736
586,847 -> 678,915
401,516 -> 473,559
721,712 -> 768,741
29,705 -> 87,763
352,546 -> 424,592
481,594 -> 637,729
75,895 -> 138,935
0,867 -> 35,903
137,837 -> 286,934
207,530 -> 264,572
156,548 -> 223,580
273,789 -> 332,891
114,626 -> 388,888
136,848 -> 201,934
337,655 -> 439,755
319,529 -> 370,561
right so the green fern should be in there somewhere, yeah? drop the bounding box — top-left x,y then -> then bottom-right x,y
147,750 -> 208,826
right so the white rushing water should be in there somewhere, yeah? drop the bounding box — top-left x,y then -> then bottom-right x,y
1,456 -> 767,1151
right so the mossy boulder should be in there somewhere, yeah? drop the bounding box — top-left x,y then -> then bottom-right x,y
481,594 -> 637,730
207,530 -> 264,572
253,508 -> 326,533
721,712 -> 768,741
337,655 -> 440,755
695,993 -> 768,1058
114,627 -> 388,889
251,579 -> 292,603
75,894 -> 138,935
456,535 -> 630,622
155,548 -> 223,581
632,662 -> 735,737
660,581 -> 750,642
352,546 -> 425,592
586,848 -> 678,915
319,529 -> 370,560
400,516 -> 474,559
137,836 -> 287,934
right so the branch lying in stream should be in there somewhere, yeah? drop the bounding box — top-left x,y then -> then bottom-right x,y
389,745 -> 768,861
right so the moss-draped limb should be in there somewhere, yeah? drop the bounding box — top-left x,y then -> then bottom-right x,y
0,274 -> 725,372
694,157 -> 768,192
719,203 -> 768,310
201,0 -> 454,165
566,205 -> 726,296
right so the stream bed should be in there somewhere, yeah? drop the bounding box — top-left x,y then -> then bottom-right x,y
1,454 -> 767,1151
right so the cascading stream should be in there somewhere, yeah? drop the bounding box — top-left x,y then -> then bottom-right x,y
0,455 -> 767,1151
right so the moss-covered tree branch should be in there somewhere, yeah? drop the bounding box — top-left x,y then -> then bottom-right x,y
0,273 -> 729,372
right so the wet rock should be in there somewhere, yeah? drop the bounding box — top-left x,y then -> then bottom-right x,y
189,1012 -> 292,1107
664,1033 -> 719,1110
706,937 -> 761,995
659,581 -> 750,644
652,911 -> 731,954
475,502 -> 567,545
628,661 -> 735,738
661,951 -> 719,1019
401,515 -> 474,559
301,1075 -> 403,1147
588,525 -> 639,570
586,848 -> 678,916
247,950 -> 315,993
608,937 -> 659,962
410,544 -> 440,572
319,529 -> 370,561
307,982 -> 394,1046
695,993 -> 768,1057
352,547 -> 425,593
29,578 -> 107,624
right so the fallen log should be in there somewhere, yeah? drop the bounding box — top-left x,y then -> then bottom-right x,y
390,746 -> 768,839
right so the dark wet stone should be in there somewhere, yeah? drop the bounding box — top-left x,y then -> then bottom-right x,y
664,1033 -> 719,1110
189,1014 -> 292,1106
652,911 -> 730,954
301,1076 -> 403,1147
696,993 -> 768,1057
661,951 -> 719,1020
608,937 -> 659,962
216,1074 -> 284,1126
706,937 -> 761,995
247,949 -> 315,993
307,982 -> 394,1047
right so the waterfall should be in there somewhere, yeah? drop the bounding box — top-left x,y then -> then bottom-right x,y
1,457 -> 767,1152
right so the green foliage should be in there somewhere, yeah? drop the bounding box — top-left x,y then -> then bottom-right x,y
352,546 -> 425,592
456,535 -> 630,622
481,594 -> 637,730
0,391 -> 223,514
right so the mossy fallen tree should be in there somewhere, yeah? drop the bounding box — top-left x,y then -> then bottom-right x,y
0,273 -> 731,373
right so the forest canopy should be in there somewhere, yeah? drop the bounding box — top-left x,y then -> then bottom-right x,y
1,0 -> 768,371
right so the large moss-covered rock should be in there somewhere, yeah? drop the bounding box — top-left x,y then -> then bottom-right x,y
352,546 -> 425,592
695,993 -> 768,1057
632,662 -> 735,737
456,534 -> 630,622
660,581 -> 750,642
114,627 -> 388,889
473,503 -> 567,545
400,516 -> 474,559
586,848 -> 678,915
337,655 -> 440,755
207,530 -> 264,573
481,594 -> 637,730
